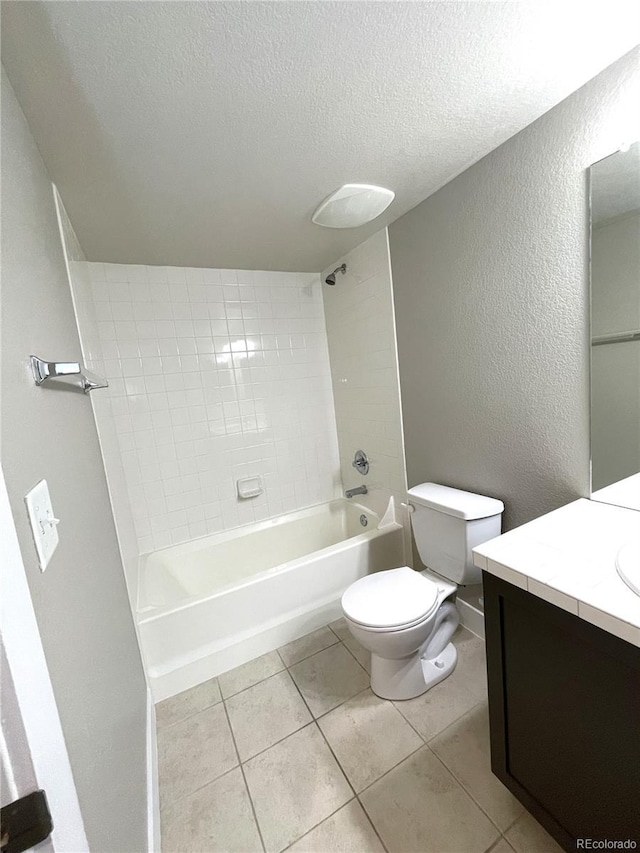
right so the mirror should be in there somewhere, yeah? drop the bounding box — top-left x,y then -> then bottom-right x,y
589,141 -> 640,511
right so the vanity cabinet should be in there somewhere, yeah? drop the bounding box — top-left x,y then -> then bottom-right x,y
483,572 -> 640,850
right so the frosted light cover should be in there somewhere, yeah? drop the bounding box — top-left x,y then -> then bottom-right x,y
312,184 -> 395,228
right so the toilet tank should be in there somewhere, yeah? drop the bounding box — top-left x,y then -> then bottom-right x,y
407,483 -> 504,585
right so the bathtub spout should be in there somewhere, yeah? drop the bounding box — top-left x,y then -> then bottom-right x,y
345,485 -> 368,499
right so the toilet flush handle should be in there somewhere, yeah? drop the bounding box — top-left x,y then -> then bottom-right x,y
401,502 -> 415,514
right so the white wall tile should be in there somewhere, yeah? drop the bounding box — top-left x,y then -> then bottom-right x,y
78,262 -> 341,552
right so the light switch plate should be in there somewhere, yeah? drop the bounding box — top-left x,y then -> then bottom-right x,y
24,479 -> 59,572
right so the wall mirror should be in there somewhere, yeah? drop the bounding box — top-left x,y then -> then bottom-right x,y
589,141 -> 640,511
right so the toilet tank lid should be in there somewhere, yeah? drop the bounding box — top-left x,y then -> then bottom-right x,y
407,483 -> 504,520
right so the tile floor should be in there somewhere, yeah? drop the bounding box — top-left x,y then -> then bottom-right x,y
157,622 -> 563,853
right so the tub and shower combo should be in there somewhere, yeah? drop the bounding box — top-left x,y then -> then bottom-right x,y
138,497 -> 404,699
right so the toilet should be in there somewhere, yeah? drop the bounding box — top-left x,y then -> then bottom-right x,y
341,483 -> 504,700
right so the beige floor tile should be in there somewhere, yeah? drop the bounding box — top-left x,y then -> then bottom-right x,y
244,723 -> 352,853
155,676 -> 221,728
393,628 -> 487,741
226,670 -> 312,761
360,746 -> 499,853
158,702 -> 237,807
329,619 -> 371,673
289,644 -> 370,717
318,689 -> 423,792
218,650 -> 284,698
431,703 -> 523,831
279,626 -> 339,667
288,800 -> 385,853
161,767 -> 262,853
506,812 -> 564,853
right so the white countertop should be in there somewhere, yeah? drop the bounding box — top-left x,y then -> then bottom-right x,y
473,498 -> 640,648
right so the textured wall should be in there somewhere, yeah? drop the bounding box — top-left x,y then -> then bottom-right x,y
1,69 -> 148,852
77,261 -> 340,553
322,230 -> 410,558
389,48 -> 640,532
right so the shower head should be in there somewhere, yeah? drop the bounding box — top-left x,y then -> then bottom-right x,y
325,263 -> 347,286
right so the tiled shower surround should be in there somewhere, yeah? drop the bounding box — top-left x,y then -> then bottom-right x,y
84,262 -> 341,552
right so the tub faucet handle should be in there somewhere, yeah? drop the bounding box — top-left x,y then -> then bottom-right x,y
352,450 -> 369,475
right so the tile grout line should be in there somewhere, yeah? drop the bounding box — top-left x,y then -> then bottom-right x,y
359,805 -> 390,853
221,697 -> 268,853
218,652 -> 287,701
225,675 -> 424,771
338,636 -> 372,674
426,741 -> 505,840
282,662 -> 359,800
155,691 -> 224,731
425,697 -> 486,745
354,741 -> 425,798
157,762 -> 241,813
159,631 -> 477,785
279,658 -> 392,853
157,622 -> 359,720
486,834 -> 514,853
278,797 -> 358,853
288,636 -> 370,679
355,794 -> 391,853
387,698 -> 430,745
278,630 -> 341,668
217,631 -> 343,703
230,683 -> 314,763
159,623 -> 499,853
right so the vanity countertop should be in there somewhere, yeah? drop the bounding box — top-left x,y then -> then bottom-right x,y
473,498 -> 640,648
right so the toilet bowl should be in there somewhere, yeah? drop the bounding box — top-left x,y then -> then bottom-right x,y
342,566 -> 459,700
341,483 -> 504,701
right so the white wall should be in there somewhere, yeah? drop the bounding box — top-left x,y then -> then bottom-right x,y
1,67 -> 147,853
76,262 -> 341,553
322,230 -> 410,559
591,210 -> 640,490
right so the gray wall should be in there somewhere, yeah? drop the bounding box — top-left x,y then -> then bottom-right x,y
389,47 -> 640,532
1,68 -> 148,852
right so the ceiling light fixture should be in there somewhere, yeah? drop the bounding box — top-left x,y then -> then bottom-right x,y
312,183 -> 395,229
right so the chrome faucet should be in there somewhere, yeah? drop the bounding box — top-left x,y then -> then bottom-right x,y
345,485 -> 368,499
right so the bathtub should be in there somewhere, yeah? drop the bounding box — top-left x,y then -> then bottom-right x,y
137,498 -> 404,700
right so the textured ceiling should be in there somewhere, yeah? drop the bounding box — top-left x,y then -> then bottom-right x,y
2,1 -> 639,271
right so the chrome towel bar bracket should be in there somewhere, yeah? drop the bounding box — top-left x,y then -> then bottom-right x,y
30,355 -> 108,394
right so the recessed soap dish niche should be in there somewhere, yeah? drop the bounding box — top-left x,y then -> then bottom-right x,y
237,476 -> 264,499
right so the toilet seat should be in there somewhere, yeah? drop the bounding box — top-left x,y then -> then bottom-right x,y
341,567 -> 439,631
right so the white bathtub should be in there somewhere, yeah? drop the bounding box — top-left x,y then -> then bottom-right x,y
137,498 -> 404,699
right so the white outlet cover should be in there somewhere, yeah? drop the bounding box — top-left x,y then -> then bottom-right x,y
24,479 -> 60,572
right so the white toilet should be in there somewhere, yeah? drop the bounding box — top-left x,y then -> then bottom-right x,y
341,483 -> 504,700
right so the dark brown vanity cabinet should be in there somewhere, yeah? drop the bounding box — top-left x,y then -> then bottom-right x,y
483,572 -> 640,850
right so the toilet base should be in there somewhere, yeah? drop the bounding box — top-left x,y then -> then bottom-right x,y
421,641 -> 457,692
370,641 -> 458,701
